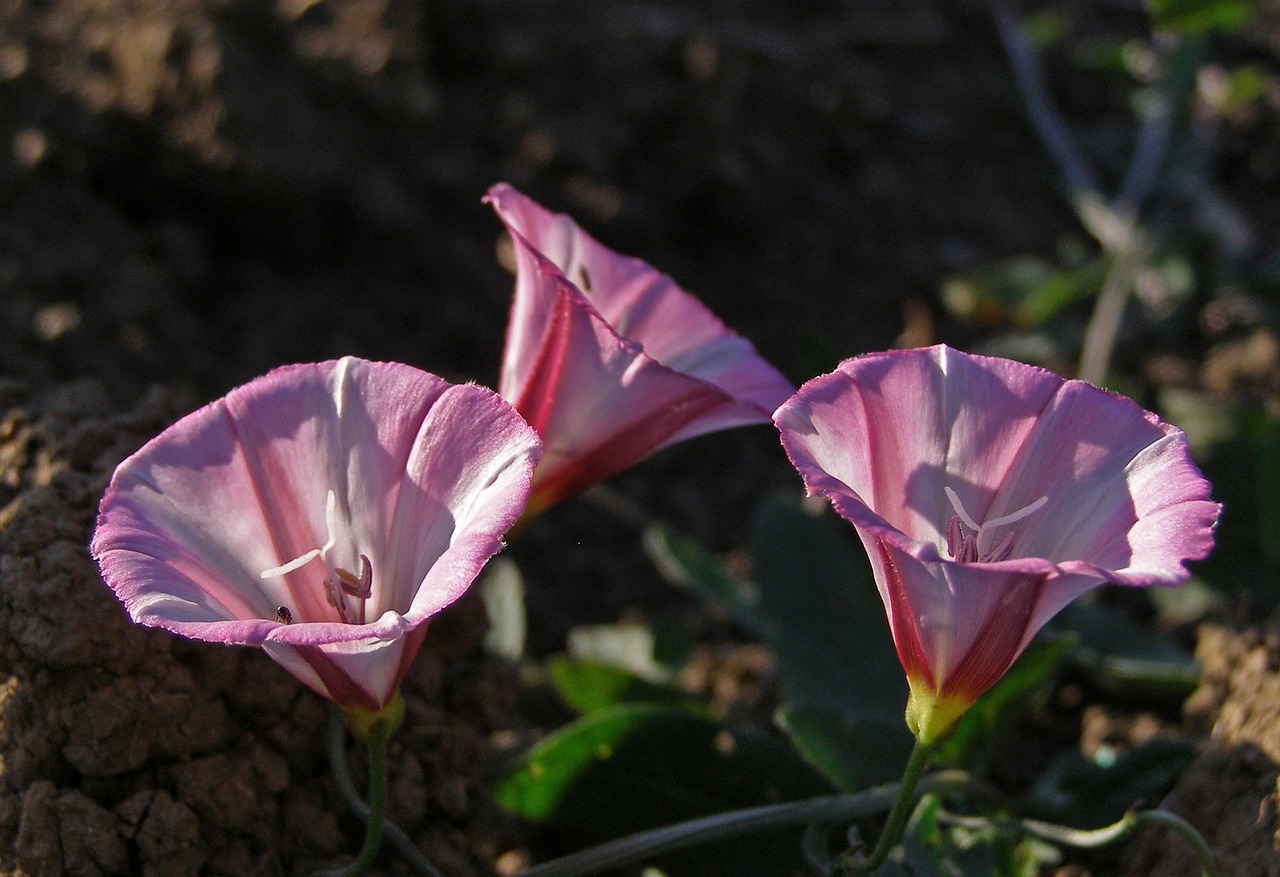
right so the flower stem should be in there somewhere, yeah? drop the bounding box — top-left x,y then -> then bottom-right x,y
835,738 -> 934,872
937,807 -> 1216,877
314,711 -> 393,877
325,706 -> 445,877
512,770 -> 969,877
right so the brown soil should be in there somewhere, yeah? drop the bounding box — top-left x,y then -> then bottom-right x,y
1121,623 -> 1280,877
0,380 -> 530,875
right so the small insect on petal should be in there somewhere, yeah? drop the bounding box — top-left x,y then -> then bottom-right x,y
275,605 -> 293,624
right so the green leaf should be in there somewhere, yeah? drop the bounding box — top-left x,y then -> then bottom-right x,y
492,703 -> 831,875
548,657 -> 705,716
941,256 -> 1107,328
776,704 -> 914,792
1023,738 -> 1196,827
1147,0 -> 1256,33
643,525 -> 772,638
1256,415 -> 1280,561
751,495 -> 907,723
1048,602 -> 1199,698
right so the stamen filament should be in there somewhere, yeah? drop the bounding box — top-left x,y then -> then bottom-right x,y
261,548 -> 321,579
983,494 -> 1048,530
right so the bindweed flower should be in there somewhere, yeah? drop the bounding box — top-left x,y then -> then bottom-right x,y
775,345 -> 1219,744
92,357 -> 541,721
487,183 -> 794,513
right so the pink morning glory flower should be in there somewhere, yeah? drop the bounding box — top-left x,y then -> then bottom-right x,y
92,357 -> 541,716
774,345 -> 1219,743
486,183 -> 794,513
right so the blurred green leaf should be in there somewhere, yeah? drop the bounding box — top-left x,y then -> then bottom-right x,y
1157,386 -> 1243,455
1023,737 -> 1196,827
1256,415 -> 1280,561
1147,0 -> 1256,33
548,657 -> 705,716
776,704 -> 913,792
644,525 -> 771,638
493,703 -> 830,875
751,495 -> 907,722
1201,63 -> 1271,115
1190,414 -> 1280,610
934,637 -> 1074,766
1024,8 -> 1071,47
941,256 -> 1107,328
901,795 -> 997,877
896,795 -> 1060,877
1048,602 -> 1199,698
648,496 -> 913,789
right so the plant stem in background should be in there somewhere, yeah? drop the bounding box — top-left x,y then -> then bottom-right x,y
937,806 -> 1216,877
513,771 -> 971,877
991,0 -> 1193,387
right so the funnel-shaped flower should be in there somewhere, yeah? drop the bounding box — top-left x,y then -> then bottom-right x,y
487,184 -> 794,513
775,345 -> 1219,743
92,357 -> 542,715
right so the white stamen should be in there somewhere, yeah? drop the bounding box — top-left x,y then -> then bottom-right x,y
982,495 -> 1049,530
260,548 -> 321,579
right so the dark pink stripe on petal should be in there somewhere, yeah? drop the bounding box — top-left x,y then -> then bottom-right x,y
512,281 -> 575,436
939,572 -> 1047,703
876,538 -> 935,691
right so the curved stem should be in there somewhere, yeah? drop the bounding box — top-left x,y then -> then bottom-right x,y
836,738 -> 935,872
325,706 -> 446,877
513,771 -> 970,877
1135,810 -> 1216,877
314,713 -> 391,877
937,807 -> 1215,877
1078,240 -> 1147,387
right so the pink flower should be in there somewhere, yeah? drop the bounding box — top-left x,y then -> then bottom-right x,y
486,184 -> 794,513
774,345 -> 1219,743
91,357 -> 541,716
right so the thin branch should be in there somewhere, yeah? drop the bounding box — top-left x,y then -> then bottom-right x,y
937,807 -> 1216,877
991,0 -> 1101,203
514,771 -> 972,877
